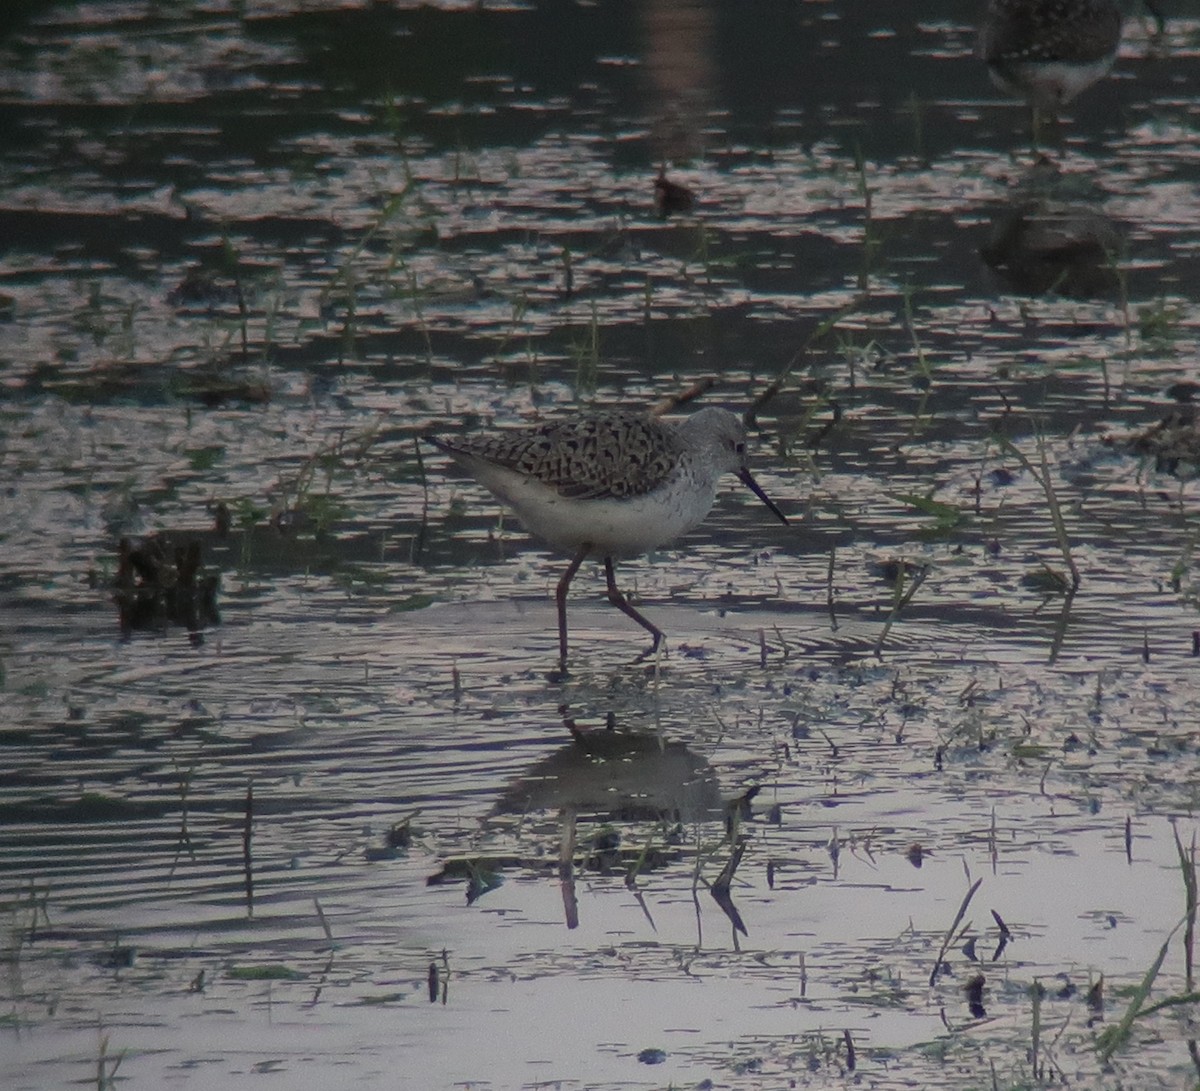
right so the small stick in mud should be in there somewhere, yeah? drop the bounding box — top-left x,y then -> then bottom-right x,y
649,376 -> 716,418
242,780 -> 254,918
413,434 -> 430,561
428,950 -> 450,1004
560,246 -> 573,299
1030,979 -> 1047,1077
559,807 -> 579,930
314,897 -> 333,943
826,546 -> 838,630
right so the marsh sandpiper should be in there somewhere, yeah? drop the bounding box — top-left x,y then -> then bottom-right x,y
978,0 -> 1123,135
428,406 -> 787,673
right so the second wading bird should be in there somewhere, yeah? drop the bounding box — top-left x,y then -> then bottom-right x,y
978,0 -> 1126,142
427,406 -> 788,674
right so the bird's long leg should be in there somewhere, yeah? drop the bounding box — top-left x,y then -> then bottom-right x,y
556,546 -> 590,673
603,557 -> 664,659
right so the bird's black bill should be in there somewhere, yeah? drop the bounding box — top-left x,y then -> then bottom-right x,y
737,468 -> 787,525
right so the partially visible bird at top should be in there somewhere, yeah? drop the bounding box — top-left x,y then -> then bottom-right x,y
977,0 -> 1125,144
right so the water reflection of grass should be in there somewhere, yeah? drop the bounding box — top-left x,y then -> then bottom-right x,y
226,964 -> 305,981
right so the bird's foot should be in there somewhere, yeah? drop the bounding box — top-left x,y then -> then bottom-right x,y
633,637 -> 667,667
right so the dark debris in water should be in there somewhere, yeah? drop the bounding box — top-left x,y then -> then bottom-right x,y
179,374 -> 273,407
653,168 -> 695,219
95,943 -> 138,970
1109,407 -> 1200,475
364,815 -> 417,861
113,535 -> 220,640
166,267 -> 245,313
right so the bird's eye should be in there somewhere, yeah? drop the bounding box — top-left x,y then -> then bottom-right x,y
734,442 -> 745,455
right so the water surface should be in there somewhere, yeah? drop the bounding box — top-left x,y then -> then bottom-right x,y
4,1 -> 1200,1087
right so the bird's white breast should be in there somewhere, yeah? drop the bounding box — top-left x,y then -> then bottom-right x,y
469,460 -> 718,559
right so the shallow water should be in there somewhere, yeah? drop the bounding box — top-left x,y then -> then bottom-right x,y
4,1 -> 1200,1087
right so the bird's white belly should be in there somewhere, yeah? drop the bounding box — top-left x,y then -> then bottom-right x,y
990,56 -> 1115,108
482,468 -> 715,559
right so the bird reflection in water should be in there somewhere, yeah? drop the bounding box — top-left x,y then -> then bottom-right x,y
640,0 -> 716,165
979,159 -> 1123,299
430,706 -> 756,933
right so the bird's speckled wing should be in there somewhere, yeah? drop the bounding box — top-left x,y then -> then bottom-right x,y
980,0 -> 1121,65
438,411 -> 683,500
